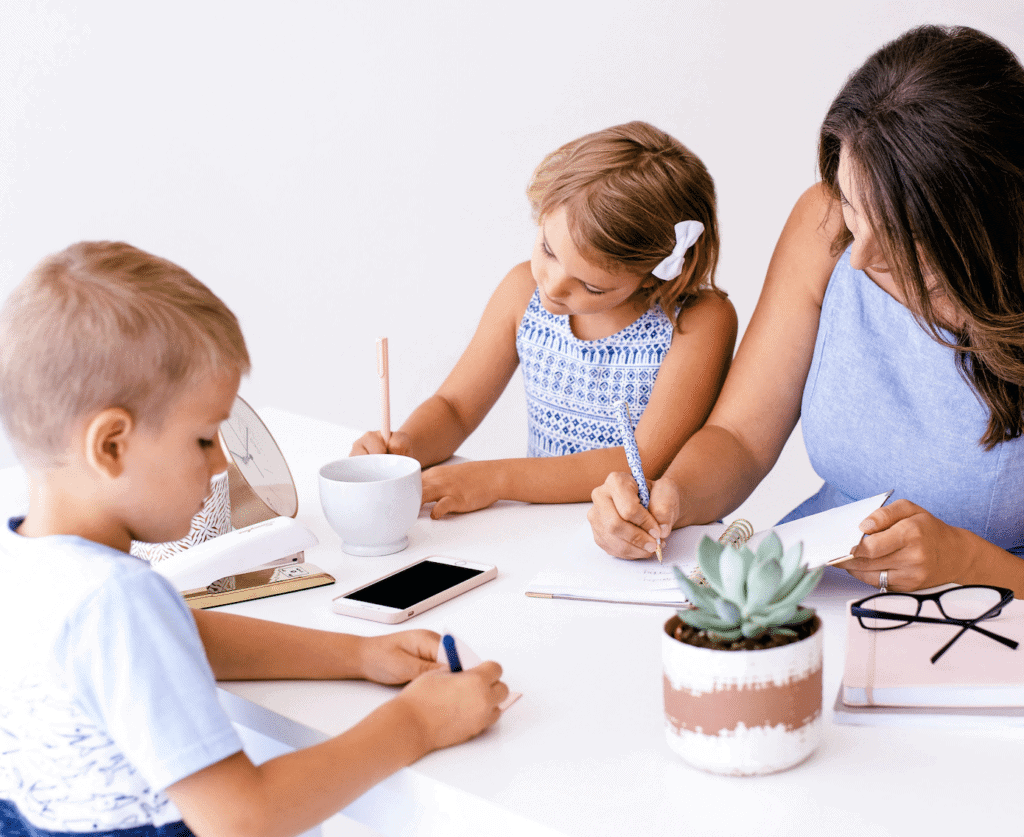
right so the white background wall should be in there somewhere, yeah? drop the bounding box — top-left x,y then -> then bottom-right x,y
1,0 -> 1021,526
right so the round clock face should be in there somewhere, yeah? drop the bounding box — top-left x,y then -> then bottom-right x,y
219,397 -> 298,519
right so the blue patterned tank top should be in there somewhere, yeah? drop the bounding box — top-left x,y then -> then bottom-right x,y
781,248 -> 1024,556
515,290 -> 675,457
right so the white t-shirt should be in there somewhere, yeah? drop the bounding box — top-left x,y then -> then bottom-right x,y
0,518 -> 243,832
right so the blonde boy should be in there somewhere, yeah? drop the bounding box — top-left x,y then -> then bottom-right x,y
0,242 -> 506,837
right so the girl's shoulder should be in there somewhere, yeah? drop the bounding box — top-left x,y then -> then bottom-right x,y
491,260 -> 539,321
673,288 -> 738,340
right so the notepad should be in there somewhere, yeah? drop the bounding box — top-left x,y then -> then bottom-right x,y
832,687 -> 1024,728
840,596 -> 1024,709
525,492 -> 891,606
437,635 -> 521,711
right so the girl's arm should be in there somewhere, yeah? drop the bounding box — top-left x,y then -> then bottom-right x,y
168,663 -> 507,837
350,263 -> 534,466
423,288 -> 738,517
589,184 -> 842,557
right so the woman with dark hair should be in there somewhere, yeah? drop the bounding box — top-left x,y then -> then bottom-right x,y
588,25 -> 1024,595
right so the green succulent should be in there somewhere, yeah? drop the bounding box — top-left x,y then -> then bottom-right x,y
672,532 -> 822,642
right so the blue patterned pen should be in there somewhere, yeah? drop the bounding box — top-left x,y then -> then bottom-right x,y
615,399 -> 662,561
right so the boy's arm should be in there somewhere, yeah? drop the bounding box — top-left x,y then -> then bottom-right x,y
168,663 -> 507,837
350,263 -> 534,466
192,609 -> 442,684
423,290 -> 738,516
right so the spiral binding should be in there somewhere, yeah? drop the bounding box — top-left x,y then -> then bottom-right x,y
717,518 -> 754,548
686,519 -> 754,587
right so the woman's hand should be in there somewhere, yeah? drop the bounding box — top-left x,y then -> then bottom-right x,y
422,461 -> 501,518
356,630 -> 446,685
349,430 -> 415,458
587,472 -> 681,560
841,500 -> 971,591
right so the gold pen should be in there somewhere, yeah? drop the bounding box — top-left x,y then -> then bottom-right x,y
656,537 -> 663,563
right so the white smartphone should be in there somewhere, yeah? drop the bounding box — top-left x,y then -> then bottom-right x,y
330,556 -> 497,623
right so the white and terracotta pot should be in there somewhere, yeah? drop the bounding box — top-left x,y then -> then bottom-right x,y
662,613 -> 823,776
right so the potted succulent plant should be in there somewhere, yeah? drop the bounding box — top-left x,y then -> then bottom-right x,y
663,532 -> 824,776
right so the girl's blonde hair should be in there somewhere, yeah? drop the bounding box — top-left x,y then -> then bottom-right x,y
0,241 -> 251,468
527,121 -> 722,326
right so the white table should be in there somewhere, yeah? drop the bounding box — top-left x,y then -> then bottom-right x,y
7,409 -> 1022,836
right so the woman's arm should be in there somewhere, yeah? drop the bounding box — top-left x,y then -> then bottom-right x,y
350,263 -> 533,466
589,185 -> 843,558
423,288 -> 738,517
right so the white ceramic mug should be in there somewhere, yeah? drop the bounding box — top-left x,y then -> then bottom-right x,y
319,455 -> 422,556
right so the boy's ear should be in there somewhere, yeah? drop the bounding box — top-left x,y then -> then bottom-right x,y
83,408 -> 136,478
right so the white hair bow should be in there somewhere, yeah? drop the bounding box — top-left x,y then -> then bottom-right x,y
651,220 -> 705,281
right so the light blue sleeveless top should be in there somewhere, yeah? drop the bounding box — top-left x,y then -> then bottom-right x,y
781,249 -> 1024,556
515,290 -> 675,457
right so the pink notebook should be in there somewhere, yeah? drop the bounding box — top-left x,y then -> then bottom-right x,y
842,597 -> 1024,708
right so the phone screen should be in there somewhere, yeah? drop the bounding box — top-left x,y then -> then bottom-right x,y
343,560 -> 484,609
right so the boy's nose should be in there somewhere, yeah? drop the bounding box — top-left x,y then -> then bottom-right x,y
211,439 -> 229,475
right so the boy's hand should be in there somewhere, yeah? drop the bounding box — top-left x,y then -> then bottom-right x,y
588,472 -> 680,559
349,430 -> 415,458
357,630 -> 446,685
422,461 -> 499,518
395,662 -> 508,752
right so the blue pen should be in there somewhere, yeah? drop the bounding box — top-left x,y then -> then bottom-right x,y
615,400 -> 663,562
442,634 -> 463,672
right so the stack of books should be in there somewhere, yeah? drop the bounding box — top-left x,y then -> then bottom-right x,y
834,596 -> 1024,728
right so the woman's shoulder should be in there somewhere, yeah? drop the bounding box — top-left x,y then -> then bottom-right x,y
793,183 -> 844,236
764,183 -> 846,309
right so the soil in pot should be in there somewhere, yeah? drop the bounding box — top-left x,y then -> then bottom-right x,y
671,612 -> 818,651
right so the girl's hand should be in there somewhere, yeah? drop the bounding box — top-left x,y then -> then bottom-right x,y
356,630 -> 446,685
840,500 -> 970,591
422,461 -> 500,518
349,430 -> 415,458
395,662 -> 508,752
588,472 -> 681,560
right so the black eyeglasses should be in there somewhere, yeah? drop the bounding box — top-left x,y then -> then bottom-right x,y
851,585 -> 1018,664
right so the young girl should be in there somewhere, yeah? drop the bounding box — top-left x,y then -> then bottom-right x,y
352,121 -> 737,517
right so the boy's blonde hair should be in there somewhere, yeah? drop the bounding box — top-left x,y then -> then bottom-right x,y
0,241 -> 251,468
527,121 -> 722,325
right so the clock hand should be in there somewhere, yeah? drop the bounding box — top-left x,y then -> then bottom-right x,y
228,448 -> 254,465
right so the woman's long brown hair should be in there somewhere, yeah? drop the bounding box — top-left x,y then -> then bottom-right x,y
819,25 -> 1024,449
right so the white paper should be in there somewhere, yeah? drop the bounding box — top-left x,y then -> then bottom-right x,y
438,635 -> 521,711
525,523 -> 722,606
762,492 -> 891,568
525,492 -> 891,605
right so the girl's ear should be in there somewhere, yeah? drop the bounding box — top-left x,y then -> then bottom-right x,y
83,408 -> 135,479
